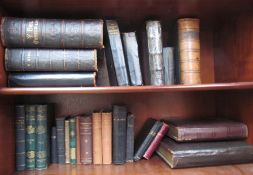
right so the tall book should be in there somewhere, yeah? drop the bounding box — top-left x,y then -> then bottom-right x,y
1,17 -> 103,48
92,112 -> 102,164
134,119 -> 162,161
156,137 -> 253,168
69,117 -> 77,164
80,116 -> 92,164
56,118 -> 65,164
126,113 -> 135,162
76,116 -> 81,164
106,20 -> 129,86
35,105 -> 48,170
112,105 -> 127,164
166,118 -> 248,142
51,127 -> 57,164
8,72 -> 96,87
163,47 -> 175,85
15,105 -> 26,171
64,119 -> 70,164
146,21 -> 164,85
178,18 -> 201,84
5,49 -> 97,72
122,32 -> 143,86
102,112 -> 112,164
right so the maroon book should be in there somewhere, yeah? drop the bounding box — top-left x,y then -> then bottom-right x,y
143,122 -> 169,159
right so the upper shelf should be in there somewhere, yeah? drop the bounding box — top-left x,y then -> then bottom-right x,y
1,82 -> 253,95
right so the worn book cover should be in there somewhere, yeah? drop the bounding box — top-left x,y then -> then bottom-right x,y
163,47 -> 175,85
102,112 -> 112,164
51,126 -> 57,164
92,112 -> 102,164
80,116 -> 92,164
126,113 -> 135,162
64,119 -> 70,164
56,118 -> 65,164
69,117 -> 77,164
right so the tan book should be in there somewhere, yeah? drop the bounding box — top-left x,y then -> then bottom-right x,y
102,112 -> 112,164
76,116 -> 81,164
65,119 -> 70,164
92,112 -> 102,164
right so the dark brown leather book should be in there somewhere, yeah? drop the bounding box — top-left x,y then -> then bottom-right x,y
156,137 -> 253,168
126,113 -> 135,162
80,116 -> 92,164
1,17 -> 103,48
5,49 -> 97,72
166,118 -> 248,142
96,49 -> 111,86
8,72 -> 96,87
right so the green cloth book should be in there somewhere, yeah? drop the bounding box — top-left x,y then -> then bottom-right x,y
69,117 -> 77,164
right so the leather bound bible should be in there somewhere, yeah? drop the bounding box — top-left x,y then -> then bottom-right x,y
112,105 -> 127,164
122,32 -> 143,86
56,118 -> 65,164
106,20 -> 129,86
92,112 -> 102,164
163,47 -> 175,85
8,72 -> 96,87
146,21 -> 164,85
178,18 -> 201,84
76,116 -> 81,164
25,105 -> 36,170
126,113 -> 135,162
69,117 -> 77,164
1,17 -> 103,48
80,116 -> 92,164
64,119 -> 70,164
102,112 -> 112,164
15,105 -> 26,171
51,127 -> 57,164
156,137 -> 253,168
134,119 -> 162,161
143,122 -> 169,159
166,119 -> 248,142
5,49 -> 97,72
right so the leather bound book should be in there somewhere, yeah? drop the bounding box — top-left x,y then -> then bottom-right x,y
106,20 -> 129,86
126,113 -> 135,162
178,18 -> 201,84
35,105 -> 48,170
25,105 -> 36,170
122,32 -> 143,86
5,49 -> 97,72
76,116 -> 81,164
166,118 -> 248,142
8,72 -> 96,87
69,117 -> 77,164
64,119 -> 70,164
143,122 -> 169,159
51,126 -> 57,164
134,119 -> 162,161
163,47 -> 175,85
156,137 -> 253,168
112,105 -> 127,164
15,105 -> 26,171
56,118 -> 65,164
146,21 -> 164,85
102,112 -> 112,164
80,116 -> 92,164
92,112 -> 102,164
97,49 -> 111,86
1,17 -> 103,48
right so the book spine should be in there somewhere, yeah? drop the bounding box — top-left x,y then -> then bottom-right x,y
92,112 -> 102,164
51,127 -> 57,163
163,47 -> 175,85
1,17 -> 103,48
126,114 -> 135,162
76,117 -> 81,164
64,120 -> 70,164
102,112 -> 112,164
143,123 -> 169,159
178,18 -> 201,84
146,21 -> 164,85
106,20 -> 129,86
35,105 -> 48,170
80,116 -> 92,164
5,49 -> 97,72
25,105 -> 36,170
8,72 -> 96,87
56,118 -> 65,164
69,117 -> 77,164
112,105 -> 127,164
15,105 -> 26,171
96,49 -> 111,86
122,32 -> 143,86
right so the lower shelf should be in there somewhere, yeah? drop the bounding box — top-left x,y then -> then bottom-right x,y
15,156 -> 253,175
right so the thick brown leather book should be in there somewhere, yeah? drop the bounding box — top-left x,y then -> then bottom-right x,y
166,118 -> 248,142
156,137 -> 253,168
80,116 -> 92,164
102,112 -> 112,164
92,112 -> 102,164
76,116 -> 81,164
1,17 -> 103,48
5,49 -> 97,72
64,119 -> 70,164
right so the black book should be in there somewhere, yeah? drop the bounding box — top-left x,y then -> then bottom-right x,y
51,127 -> 57,163
126,113 -> 135,162
56,118 -> 65,164
112,105 -> 127,164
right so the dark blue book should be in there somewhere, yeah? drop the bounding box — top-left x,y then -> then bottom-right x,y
126,113 -> 135,162
51,127 -> 57,163
56,118 -> 65,164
